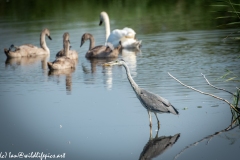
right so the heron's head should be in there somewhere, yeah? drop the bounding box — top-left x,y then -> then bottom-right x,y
103,59 -> 125,66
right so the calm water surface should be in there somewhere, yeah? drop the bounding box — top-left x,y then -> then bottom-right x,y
0,0 -> 240,160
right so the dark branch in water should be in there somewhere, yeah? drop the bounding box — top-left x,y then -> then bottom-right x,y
168,72 -> 240,159
201,73 -> 236,97
174,115 -> 240,160
168,72 -> 240,113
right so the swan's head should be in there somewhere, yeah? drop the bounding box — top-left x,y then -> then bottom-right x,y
43,28 -> 52,40
99,11 -> 108,26
80,33 -> 93,47
102,59 -> 126,66
63,32 -> 70,41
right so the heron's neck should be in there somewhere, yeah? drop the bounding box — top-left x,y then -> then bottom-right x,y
122,63 -> 139,93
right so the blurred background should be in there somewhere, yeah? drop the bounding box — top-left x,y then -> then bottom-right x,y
0,0 -> 239,160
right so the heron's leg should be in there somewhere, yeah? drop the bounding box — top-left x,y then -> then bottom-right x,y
149,124 -> 152,140
154,112 -> 160,129
155,127 -> 160,139
148,111 -> 152,127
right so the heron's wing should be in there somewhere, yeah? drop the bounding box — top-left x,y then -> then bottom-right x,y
138,89 -> 174,113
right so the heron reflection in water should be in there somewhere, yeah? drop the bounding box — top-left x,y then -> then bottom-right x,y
139,129 -> 180,160
103,59 -> 179,128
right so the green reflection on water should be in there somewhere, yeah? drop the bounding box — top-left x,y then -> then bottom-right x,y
0,0 -> 237,33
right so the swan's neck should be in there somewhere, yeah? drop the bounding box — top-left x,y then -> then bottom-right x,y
103,13 -> 110,41
40,32 -> 50,53
64,43 -> 69,57
122,63 -> 139,94
88,36 -> 95,50
65,49 -> 69,57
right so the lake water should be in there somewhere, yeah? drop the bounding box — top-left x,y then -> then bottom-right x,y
0,0 -> 240,160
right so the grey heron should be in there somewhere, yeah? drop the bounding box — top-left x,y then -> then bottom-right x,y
103,59 -> 179,128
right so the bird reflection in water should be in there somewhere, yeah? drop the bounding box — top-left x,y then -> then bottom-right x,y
87,57 -> 117,73
81,48 -> 140,90
82,57 -> 117,90
48,68 -> 75,95
139,128 -> 180,160
5,55 -> 50,70
121,48 -> 141,78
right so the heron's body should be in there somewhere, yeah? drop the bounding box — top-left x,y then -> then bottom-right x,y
104,60 -> 178,127
137,89 -> 178,114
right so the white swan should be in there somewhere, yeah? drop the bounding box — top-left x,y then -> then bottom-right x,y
4,28 -> 52,58
56,32 -> 78,60
99,11 -> 141,49
48,39 -> 75,70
